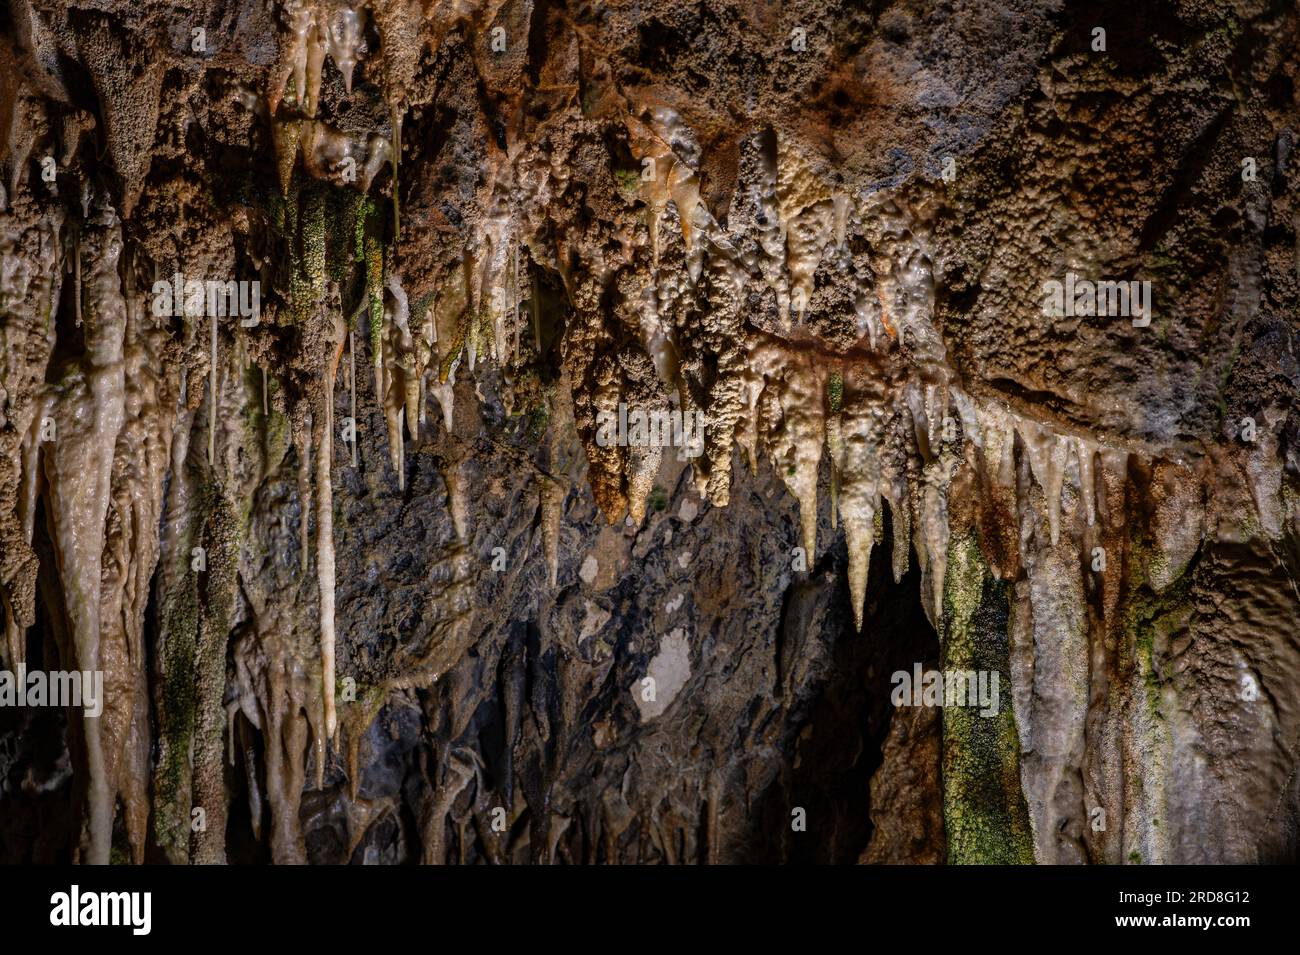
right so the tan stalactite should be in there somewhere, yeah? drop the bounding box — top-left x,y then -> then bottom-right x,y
318,313 -> 346,742
380,274 -> 417,489
297,412 -> 313,575
39,217 -> 127,865
540,474 -> 563,588
98,267 -> 177,862
837,396 -> 883,632
349,329 -> 358,466
1,207 -> 63,671
208,308 -> 218,466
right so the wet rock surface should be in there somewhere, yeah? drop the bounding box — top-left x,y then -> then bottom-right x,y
1,0 -> 1298,864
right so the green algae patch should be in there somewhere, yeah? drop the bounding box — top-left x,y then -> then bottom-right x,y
152,534 -> 201,863
940,533 -> 1035,865
827,371 -> 843,413
362,202 -> 386,362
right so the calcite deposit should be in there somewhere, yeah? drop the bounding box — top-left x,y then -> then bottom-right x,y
1,0 -> 1298,864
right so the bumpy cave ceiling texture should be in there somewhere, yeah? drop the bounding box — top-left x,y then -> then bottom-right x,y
0,0 -> 1298,866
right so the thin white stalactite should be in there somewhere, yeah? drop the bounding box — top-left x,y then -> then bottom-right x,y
532,271 -> 541,353
208,310 -> 217,466
397,406 -> 406,492
513,242 -> 521,362
349,328 -> 358,467
319,318 -> 344,741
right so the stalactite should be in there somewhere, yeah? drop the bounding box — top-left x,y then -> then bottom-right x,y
366,223 -> 385,410
1,206 -> 62,672
152,397 -> 200,864
838,396 -> 882,631
349,328 -> 358,466
298,416 -> 313,574
39,215 -> 126,864
512,242 -> 521,362
317,313 -> 345,741
540,475 -> 563,588
208,310 -> 218,466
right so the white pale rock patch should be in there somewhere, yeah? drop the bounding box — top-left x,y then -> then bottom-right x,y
635,628 -> 691,720
677,551 -> 692,568
665,592 -> 684,615
578,600 -> 611,644
579,554 -> 599,584
678,496 -> 698,523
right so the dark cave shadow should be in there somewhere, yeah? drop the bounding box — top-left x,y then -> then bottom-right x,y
744,502 -> 939,864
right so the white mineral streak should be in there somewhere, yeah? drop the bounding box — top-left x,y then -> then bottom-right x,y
425,273 -> 460,433
318,313 -> 345,741
301,120 -> 391,191
463,251 -> 478,373
303,15 -> 327,117
298,419 -> 312,573
637,275 -> 680,388
19,400 -> 48,546
635,628 -> 691,720
1076,437 -> 1097,526
977,402 -> 1017,488
429,378 -> 455,432
348,329 -> 358,465
231,613 -> 324,863
394,286 -> 420,440
825,412 -> 843,530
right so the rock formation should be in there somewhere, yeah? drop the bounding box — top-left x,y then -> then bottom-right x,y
1,0 -> 1298,864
